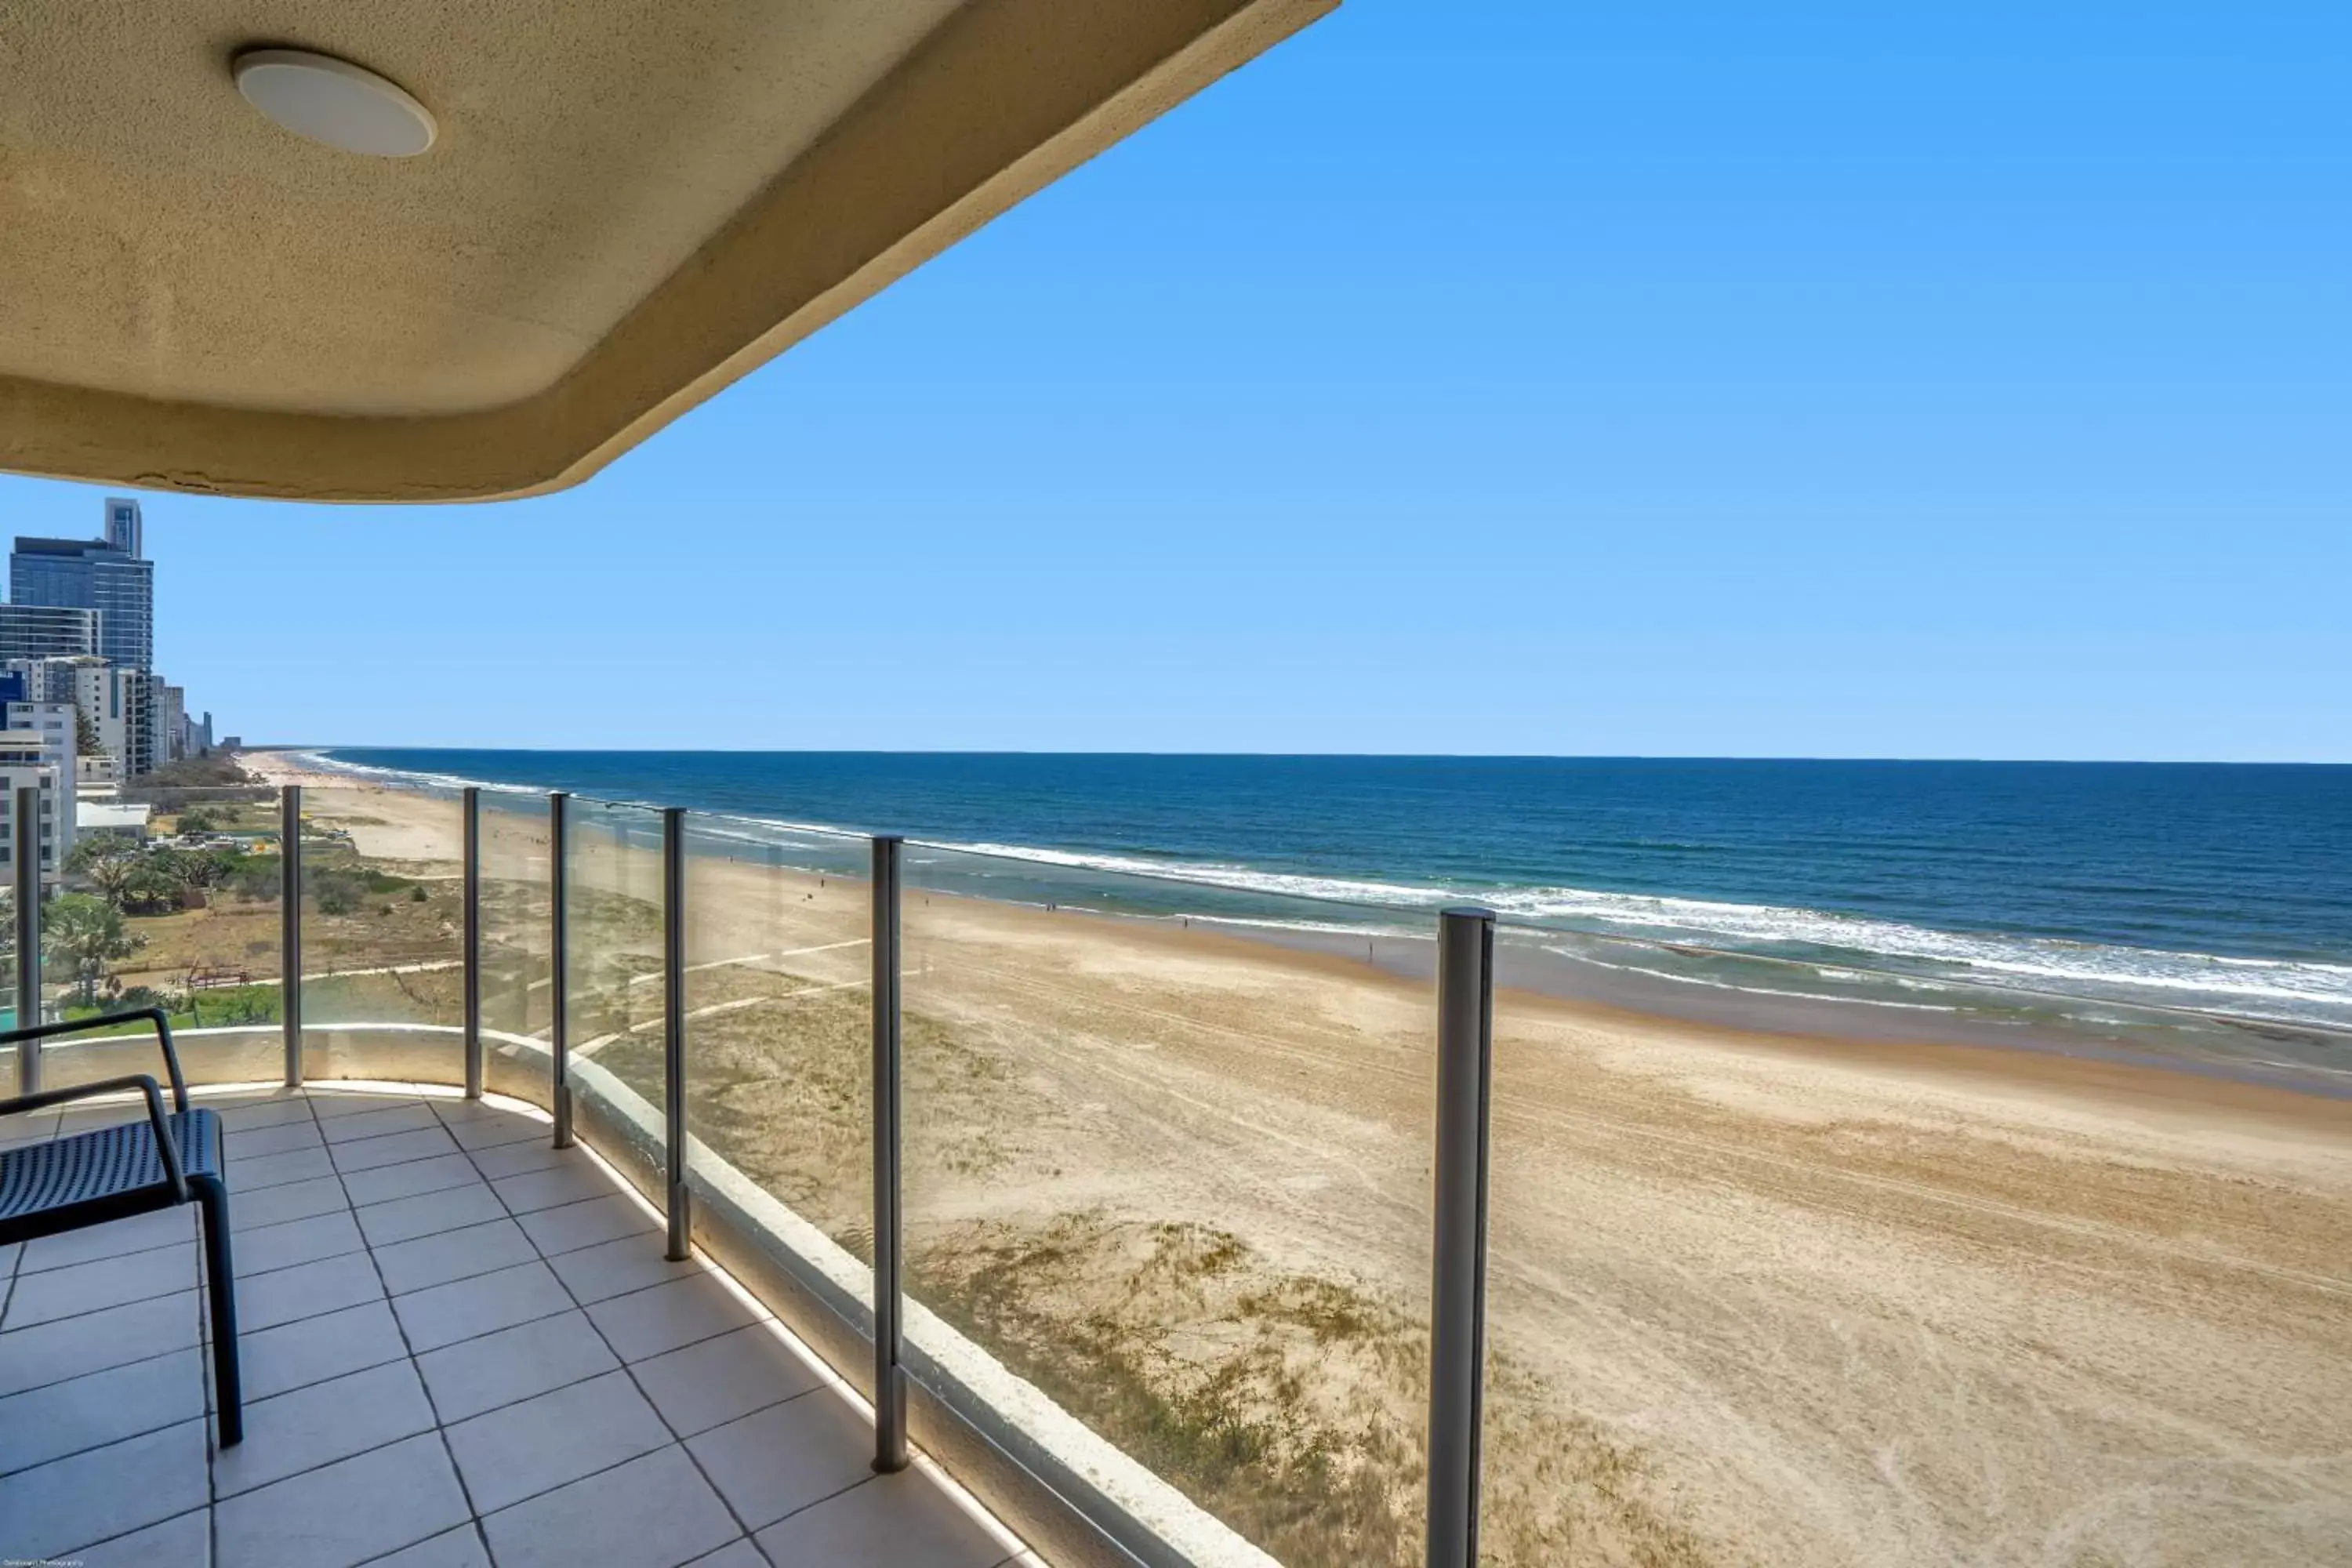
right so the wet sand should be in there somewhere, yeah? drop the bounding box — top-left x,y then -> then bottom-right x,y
245,751 -> 2352,1566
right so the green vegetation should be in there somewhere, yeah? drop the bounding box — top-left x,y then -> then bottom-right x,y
45,893 -> 146,1007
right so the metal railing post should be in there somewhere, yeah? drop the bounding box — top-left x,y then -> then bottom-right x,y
281,785 -> 303,1088
13,785 -> 42,1094
871,833 -> 909,1472
662,807 -> 690,1261
1425,906 -> 1495,1568
549,793 -> 572,1148
463,786 -> 483,1099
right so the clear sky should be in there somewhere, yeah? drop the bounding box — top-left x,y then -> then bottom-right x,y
3,2 -> 2346,761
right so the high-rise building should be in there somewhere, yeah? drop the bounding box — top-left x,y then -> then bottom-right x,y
0,604 -> 102,662
0,731 -> 72,887
3,699 -> 79,782
103,495 -> 143,558
10,535 -> 153,672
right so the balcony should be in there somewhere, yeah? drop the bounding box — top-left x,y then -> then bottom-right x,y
1,1085 -> 1029,1568
6,772 -> 2350,1568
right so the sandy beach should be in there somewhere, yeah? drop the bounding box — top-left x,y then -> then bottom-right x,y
242,752 -> 2352,1566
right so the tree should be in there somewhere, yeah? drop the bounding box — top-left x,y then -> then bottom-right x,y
84,848 -> 140,910
74,706 -> 105,759
44,893 -> 145,1007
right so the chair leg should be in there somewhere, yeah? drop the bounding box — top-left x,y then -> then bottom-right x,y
193,1176 -> 243,1447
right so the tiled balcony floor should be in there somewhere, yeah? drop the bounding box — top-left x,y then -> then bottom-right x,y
1,1085 -> 1035,1568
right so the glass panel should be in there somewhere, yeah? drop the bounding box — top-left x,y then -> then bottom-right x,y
681,814 -> 873,1298
1479,920 -> 2352,1566
34,782 -> 286,1091
899,843 -> 1436,1566
297,776 -> 463,1084
479,790 -> 554,1107
564,797 -> 669,1198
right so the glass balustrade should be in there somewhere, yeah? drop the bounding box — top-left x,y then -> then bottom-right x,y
561,797 -> 669,1201
294,777 -> 463,1083
677,814 -> 875,1330
27,782 -> 286,1091
897,842 -> 1438,1567
477,789 -> 554,1105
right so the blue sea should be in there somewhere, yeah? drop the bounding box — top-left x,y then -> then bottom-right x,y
310,750 -> 2352,1078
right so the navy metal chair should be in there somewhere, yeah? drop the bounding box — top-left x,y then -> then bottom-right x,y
1,1008 -> 242,1445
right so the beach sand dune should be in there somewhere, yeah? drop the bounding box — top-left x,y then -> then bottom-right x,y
245,753 -> 2352,1566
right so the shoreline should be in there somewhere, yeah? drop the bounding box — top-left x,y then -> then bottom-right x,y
245,746 -> 2352,1105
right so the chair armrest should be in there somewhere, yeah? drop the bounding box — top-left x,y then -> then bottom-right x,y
0,1007 -> 186,1111
0,1073 -> 188,1204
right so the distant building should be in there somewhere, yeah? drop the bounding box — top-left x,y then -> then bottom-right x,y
75,800 -> 151,844
3,699 -> 78,783
11,499 -> 154,672
0,604 -> 102,662
0,730 -> 72,885
103,496 -> 143,559
155,683 -> 187,764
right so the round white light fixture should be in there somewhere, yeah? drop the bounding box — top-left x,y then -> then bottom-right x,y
233,48 -> 436,157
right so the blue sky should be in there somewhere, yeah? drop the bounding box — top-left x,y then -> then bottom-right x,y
5,2 -> 2346,760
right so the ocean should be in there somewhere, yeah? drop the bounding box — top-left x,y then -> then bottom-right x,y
308,750 -> 2352,1079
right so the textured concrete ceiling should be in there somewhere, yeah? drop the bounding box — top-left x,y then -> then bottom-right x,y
0,0 -> 1334,500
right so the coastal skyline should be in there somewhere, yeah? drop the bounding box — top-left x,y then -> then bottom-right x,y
4,2 -> 2347,761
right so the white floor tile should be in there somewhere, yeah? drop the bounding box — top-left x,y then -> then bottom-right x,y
492,1163 -> 615,1214
2,1241 -> 195,1329
240,1299 -> 410,1402
479,1445 -> 739,1568
632,1325 -> 821,1438
684,1392 -> 876,1533
234,1145 -> 339,1190
215,1359 -> 437,1497
319,1103 -> 445,1144
0,1348 -> 205,1475
342,1153 -> 483,1208
415,1309 -> 619,1425
0,1290 -> 199,1399
17,1205 -> 194,1274
444,1369 -> 671,1513
543,1231 -> 695,1305
370,1523 -> 495,1567
238,1208 -> 367,1276
0,1419 -> 209,1562
331,1125 -> 463,1174
516,1193 -> 659,1258
238,1250 -> 385,1333
224,1118 -> 325,1158
356,1182 -> 507,1248
448,1112 -> 546,1152
467,1138 -> 569,1182
682,1541 -> 768,1568
754,1472 -> 1018,1568
393,1260 -> 572,1353
374,1218 -> 538,1296
71,1504 -> 213,1566
215,1431 -> 470,1568
231,1174 -> 351,1233
588,1274 -> 765,1364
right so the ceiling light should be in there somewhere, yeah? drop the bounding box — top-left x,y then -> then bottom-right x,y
232,49 -> 437,158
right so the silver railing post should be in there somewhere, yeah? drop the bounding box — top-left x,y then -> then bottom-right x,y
549,793 -> 572,1148
871,833 -> 909,1472
13,784 -> 42,1094
1425,906 -> 1495,1568
463,786 -> 483,1099
281,784 -> 303,1088
662,807 -> 690,1261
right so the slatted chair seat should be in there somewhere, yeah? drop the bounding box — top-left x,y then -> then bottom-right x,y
1,1008 -> 244,1445
0,1108 -> 224,1239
